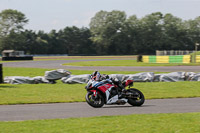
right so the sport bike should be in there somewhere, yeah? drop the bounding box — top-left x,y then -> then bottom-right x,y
85,78 -> 145,108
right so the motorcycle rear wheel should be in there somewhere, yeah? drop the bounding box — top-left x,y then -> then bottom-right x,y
85,91 -> 105,108
127,88 -> 145,106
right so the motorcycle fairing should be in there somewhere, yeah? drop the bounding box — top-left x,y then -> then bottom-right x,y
106,95 -> 119,104
106,94 -> 128,104
125,80 -> 133,87
97,84 -> 120,104
97,83 -> 113,93
104,86 -> 127,104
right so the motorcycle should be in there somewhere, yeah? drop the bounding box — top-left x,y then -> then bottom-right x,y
85,77 -> 145,108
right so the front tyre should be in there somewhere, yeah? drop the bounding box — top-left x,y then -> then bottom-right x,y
85,91 -> 104,108
127,88 -> 145,106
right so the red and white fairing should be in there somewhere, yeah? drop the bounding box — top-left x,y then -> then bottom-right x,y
97,83 -> 127,104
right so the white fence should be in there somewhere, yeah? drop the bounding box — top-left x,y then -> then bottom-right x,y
156,50 -> 195,56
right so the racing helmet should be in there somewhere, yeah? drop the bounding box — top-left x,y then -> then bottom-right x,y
91,71 -> 101,81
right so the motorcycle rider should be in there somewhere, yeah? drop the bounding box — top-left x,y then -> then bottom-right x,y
91,71 -> 112,86
91,71 -> 102,81
91,71 -> 126,93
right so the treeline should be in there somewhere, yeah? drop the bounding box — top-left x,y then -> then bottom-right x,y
0,9 -> 200,55
0,27 -> 95,55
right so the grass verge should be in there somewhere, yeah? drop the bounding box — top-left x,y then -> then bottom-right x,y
0,81 -> 200,105
33,55 -> 135,61
3,67 -> 166,77
0,112 -> 200,133
1,67 -> 200,105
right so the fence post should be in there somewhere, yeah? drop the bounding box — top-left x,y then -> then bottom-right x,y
0,64 -> 3,83
137,55 -> 143,62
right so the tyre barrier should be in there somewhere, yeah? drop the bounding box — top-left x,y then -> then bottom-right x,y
196,55 -> 200,63
2,56 -> 33,61
143,55 -> 191,63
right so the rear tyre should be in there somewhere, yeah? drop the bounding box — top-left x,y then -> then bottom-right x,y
127,88 -> 145,106
85,91 -> 104,108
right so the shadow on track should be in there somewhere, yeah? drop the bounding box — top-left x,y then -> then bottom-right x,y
103,105 -> 155,108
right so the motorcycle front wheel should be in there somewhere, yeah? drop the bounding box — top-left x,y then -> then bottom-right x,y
85,91 -> 104,108
127,88 -> 145,106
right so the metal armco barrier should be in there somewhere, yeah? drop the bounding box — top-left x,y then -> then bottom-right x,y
143,55 -> 191,63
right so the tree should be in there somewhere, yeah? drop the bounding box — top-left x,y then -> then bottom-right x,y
46,29 -> 67,54
0,9 -> 28,52
137,12 -> 164,54
184,17 -> 200,50
21,30 -> 38,54
162,13 -> 186,50
59,26 -> 95,55
75,27 -> 95,55
0,9 -> 28,37
89,10 -> 127,55
124,15 -> 142,54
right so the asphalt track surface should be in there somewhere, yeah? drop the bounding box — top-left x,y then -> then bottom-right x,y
0,98 -> 200,121
1,59 -> 200,121
2,59 -> 200,72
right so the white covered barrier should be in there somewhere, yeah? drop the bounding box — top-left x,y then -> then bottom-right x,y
3,70 -> 200,84
33,76 -> 50,83
159,72 -> 186,82
61,74 -> 91,84
108,74 -> 128,81
4,69 -> 71,84
126,72 -> 155,82
4,76 -> 49,84
44,69 -> 71,80
187,73 -> 200,81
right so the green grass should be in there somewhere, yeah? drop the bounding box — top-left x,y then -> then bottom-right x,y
33,55 -> 136,61
63,59 -> 200,66
4,67 -> 53,77
0,55 -> 135,62
135,82 -> 200,99
3,67 -> 164,77
1,67 -> 200,105
0,83 -> 85,104
0,112 -> 200,133
0,81 -> 200,105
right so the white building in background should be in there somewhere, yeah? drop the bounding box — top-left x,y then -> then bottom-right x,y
2,50 -> 24,57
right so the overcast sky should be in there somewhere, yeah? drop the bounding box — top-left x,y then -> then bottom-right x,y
0,0 -> 200,32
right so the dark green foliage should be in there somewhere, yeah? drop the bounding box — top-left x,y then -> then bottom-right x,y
1,9 -> 200,55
